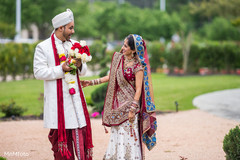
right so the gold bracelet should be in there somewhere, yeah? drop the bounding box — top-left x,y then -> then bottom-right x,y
132,100 -> 139,108
129,106 -> 136,113
129,107 -> 136,113
132,99 -> 139,105
91,80 -> 94,86
91,78 -> 102,86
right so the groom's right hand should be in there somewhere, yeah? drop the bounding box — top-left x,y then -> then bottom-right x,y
62,62 -> 73,72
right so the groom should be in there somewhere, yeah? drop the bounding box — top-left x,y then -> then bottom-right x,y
33,9 -> 93,160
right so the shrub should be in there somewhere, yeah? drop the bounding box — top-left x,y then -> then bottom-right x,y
99,67 -> 109,77
91,83 -> 108,113
163,43 -> 182,72
223,125 -> 240,160
0,22 -> 15,39
0,157 -> 7,160
0,100 -> 27,117
148,41 -> 165,72
85,96 -> 94,106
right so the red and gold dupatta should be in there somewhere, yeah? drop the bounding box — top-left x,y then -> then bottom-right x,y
102,52 -> 140,126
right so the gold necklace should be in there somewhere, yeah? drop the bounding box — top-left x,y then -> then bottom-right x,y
124,56 -> 135,63
124,56 -> 135,70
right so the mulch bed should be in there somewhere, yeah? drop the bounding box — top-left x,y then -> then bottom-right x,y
0,114 -> 43,121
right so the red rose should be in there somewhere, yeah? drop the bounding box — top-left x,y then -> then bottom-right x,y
71,42 -> 91,56
60,56 -> 66,61
78,48 -> 85,54
69,88 -> 76,95
83,46 -> 90,56
72,43 -> 81,50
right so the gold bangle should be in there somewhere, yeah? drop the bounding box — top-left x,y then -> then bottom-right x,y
91,80 -> 94,86
133,99 -> 139,105
131,101 -> 139,109
91,78 -> 102,86
129,105 -> 137,113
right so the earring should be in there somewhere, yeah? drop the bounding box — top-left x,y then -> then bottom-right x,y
132,53 -> 134,58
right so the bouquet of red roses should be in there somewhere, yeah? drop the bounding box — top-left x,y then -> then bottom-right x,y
58,40 -> 92,95
69,40 -> 92,62
65,40 -> 92,75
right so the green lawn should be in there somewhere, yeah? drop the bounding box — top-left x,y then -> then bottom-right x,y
0,74 -> 240,117
152,74 -> 240,111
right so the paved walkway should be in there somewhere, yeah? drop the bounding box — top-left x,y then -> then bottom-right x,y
0,110 -> 238,160
1,89 -> 240,159
193,88 -> 240,121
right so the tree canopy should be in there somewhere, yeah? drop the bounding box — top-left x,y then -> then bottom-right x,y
0,0 -> 239,41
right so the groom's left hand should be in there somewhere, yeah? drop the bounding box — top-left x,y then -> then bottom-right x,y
81,80 -> 91,88
74,58 -> 82,68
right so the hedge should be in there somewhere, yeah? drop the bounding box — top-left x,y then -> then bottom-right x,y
1,40 -> 240,81
0,42 -> 37,81
0,40 -> 108,81
159,41 -> 240,74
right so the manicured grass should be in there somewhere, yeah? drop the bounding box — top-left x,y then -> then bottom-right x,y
152,74 -> 240,111
0,76 -> 98,117
0,79 -> 44,117
0,74 -> 239,117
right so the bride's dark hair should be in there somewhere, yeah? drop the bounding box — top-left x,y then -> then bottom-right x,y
126,34 -> 135,50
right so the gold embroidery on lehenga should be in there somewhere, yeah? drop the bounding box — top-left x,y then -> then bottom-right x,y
123,122 -> 131,132
124,144 -> 132,159
103,138 -> 118,160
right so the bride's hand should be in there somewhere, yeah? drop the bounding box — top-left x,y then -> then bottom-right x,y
128,111 -> 135,123
81,80 -> 91,88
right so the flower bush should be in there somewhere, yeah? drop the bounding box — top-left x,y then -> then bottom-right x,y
91,112 -> 100,118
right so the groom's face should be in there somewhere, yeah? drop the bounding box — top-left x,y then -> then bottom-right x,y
63,21 -> 75,41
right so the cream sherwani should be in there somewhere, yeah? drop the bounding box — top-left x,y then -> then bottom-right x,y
34,34 -> 87,129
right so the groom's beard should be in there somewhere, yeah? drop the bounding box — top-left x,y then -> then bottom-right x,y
63,30 -> 72,41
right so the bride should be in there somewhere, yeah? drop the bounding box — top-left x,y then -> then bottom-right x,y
83,34 -> 157,160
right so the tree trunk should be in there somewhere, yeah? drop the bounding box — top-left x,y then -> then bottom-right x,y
181,31 -> 193,74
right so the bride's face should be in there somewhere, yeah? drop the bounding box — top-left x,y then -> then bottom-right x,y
121,39 -> 134,56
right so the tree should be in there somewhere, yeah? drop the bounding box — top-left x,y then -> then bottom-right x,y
153,0 -> 201,13
0,0 -> 187,41
66,0 -> 100,39
189,0 -> 240,23
200,17 -> 240,41
22,0 -> 67,39
0,0 -> 17,38
148,41 -> 165,71
0,0 -> 66,39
